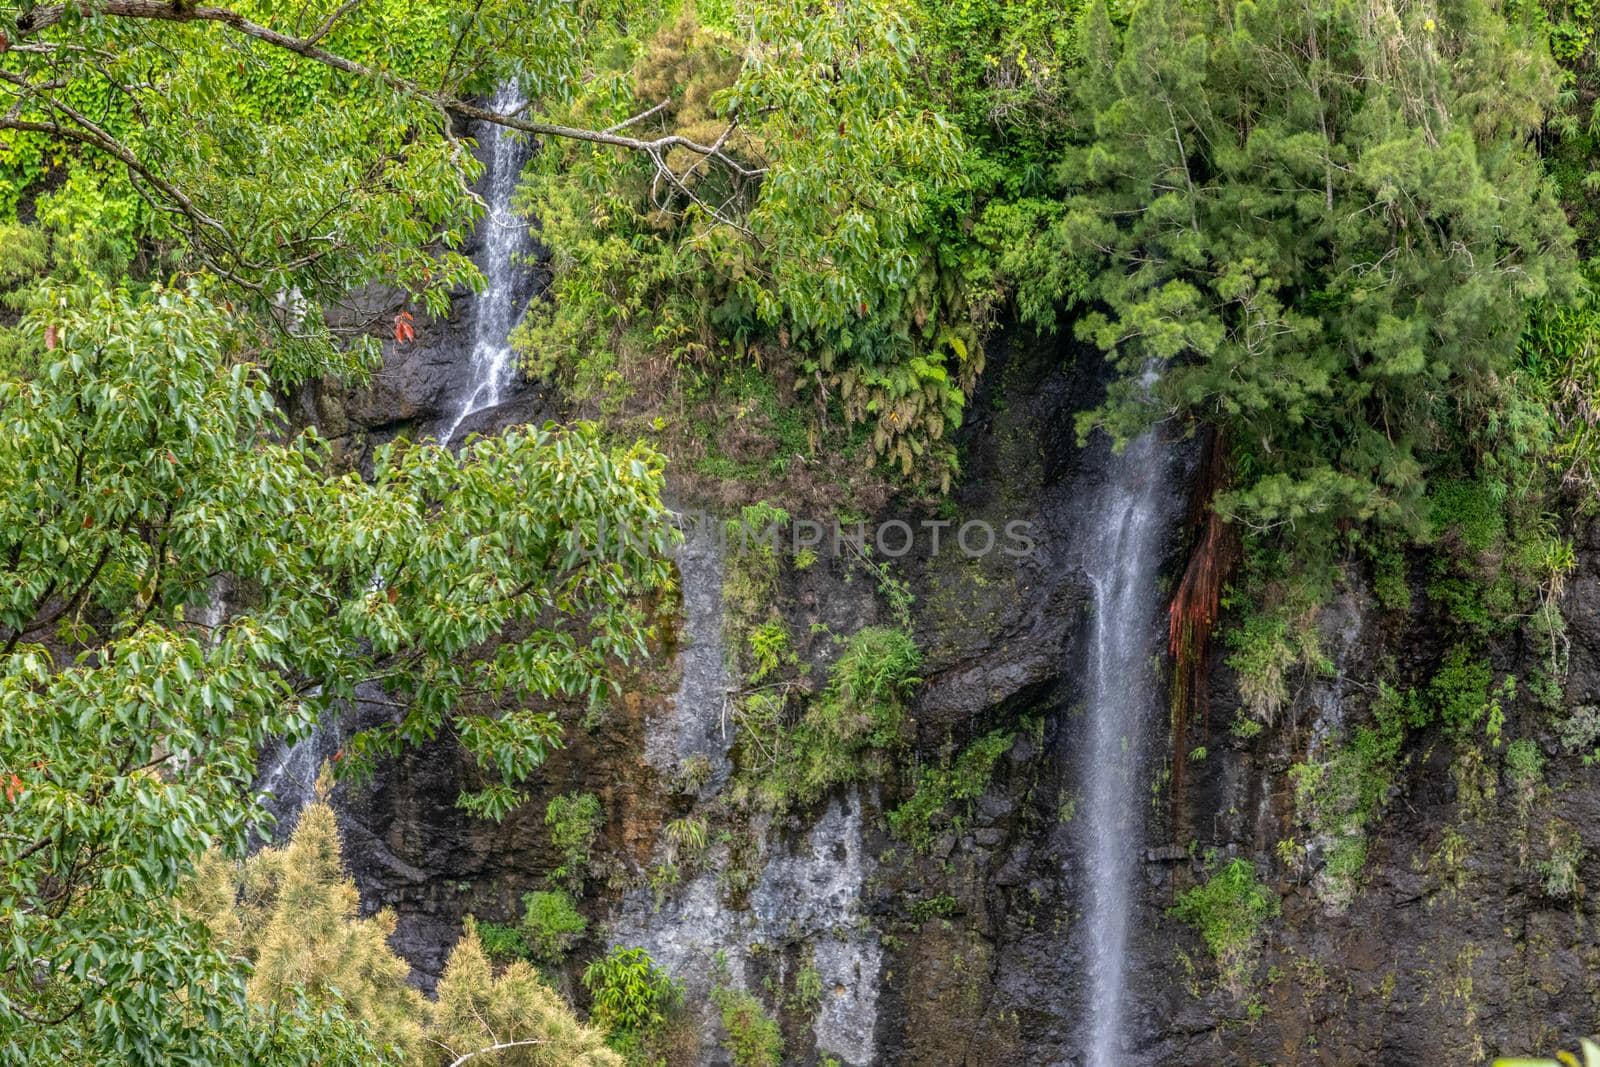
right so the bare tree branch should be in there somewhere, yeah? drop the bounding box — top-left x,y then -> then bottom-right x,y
304,0 -> 363,46
445,1039 -> 549,1067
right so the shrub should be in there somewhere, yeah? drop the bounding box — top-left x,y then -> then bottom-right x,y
476,919 -> 531,963
521,890 -> 588,964
782,625 -> 922,805
673,753 -> 714,795
1427,645 -> 1496,739
1505,738 -> 1546,817
1288,682 -> 1407,908
1537,821 -> 1588,902
747,619 -> 792,682
791,963 -> 824,1016
723,503 -> 790,642
711,987 -> 784,1067
546,792 -> 604,894
1170,857 -> 1278,997
889,727 -> 1015,852
582,947 -> 683,1038
1226,607 -> 1324,724
435,921 -> 621,1067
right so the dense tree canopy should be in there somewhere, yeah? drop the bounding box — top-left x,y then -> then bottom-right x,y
1057,0 -> 1574,543
0,279 -> 669,1060
0,0 -> 1597,1060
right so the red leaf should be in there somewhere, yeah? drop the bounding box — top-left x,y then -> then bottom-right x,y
393,311 -> 416,344
3,774 -> 21,803
44,324 -> 57,350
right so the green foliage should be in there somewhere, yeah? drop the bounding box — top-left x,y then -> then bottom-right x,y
521,891 -> 589,964
1288,684 -> 1409,909
546,792 -> 606,894
742,625 -> 923,810
1170,857 -> 1278,997
790,963 -> 825,1016
0,0 -> 641,384
1427,645 -> 1499,740
1043,0 -> 1574,566
0,283 -> 668,1063
1225,608 -> 1317,725
189,795 -> 428,1059
187,798 -> 617,1066
1506,0 -> 1600,254
1506,739 -> 1546,793
476,920 -> 533,964
908,893 -> 959,923
434,920 -> 623,1067
747,618 -> 793,682
1537,821 -> 1588,901
1557,705 -> 1600,763
1521,278 -> 1600,506
1506,737 -> 1547,822
514,2 -> 978,487
710,986 -> 784,1067
723,503 -> 790,658
889,726 -> 1016,852
582,947 -> 684,1039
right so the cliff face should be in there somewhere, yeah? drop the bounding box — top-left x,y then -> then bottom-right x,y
300,306 -> 1600,1064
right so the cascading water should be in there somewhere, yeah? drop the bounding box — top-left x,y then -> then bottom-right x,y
255,85 -> 533,829
439,81 -> 534,444
1076,425 -> 1172,1065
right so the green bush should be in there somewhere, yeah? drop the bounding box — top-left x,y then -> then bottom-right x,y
582,947 -> 683,1036
1537,821 -> 1588,902
747,619 -> 792,682
1170,857 -> 1278,996
889,727 -> 1016,852
1288,682 -> 1409,907
546,792 -> 605,894
779,626 -> 922,807
791,963 -> 824,1016
1506,739 -> 1546,791
473,919 -> 530,963
1427,646 -> 1498,740
711,987 -> 784,1067
521,890 -> 588,964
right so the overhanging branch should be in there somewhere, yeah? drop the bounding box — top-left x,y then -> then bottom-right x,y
14,1 -> 766,181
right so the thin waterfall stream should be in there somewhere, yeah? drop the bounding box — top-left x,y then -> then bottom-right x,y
257,82 -> 532,829
439,80 -> 534,445
1076,426 -> 1172,1065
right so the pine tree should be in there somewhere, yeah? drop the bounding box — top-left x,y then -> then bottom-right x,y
191,788 -> 429,1061
432,921 -> 622,1067
1054,0 -> 1577,549
186,783 -> 620,1066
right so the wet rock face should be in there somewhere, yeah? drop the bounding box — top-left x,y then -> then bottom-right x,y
297,288 -> 1600,1065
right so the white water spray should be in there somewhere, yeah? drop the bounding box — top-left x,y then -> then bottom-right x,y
1078,427 -> 1169,1065
440,81 -> 533,444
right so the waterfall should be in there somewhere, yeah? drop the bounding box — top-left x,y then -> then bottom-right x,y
255,87 -> 533,831
255,696 -> 340,837
1077,426 -> 1171,1065
439,81 -> 534,444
